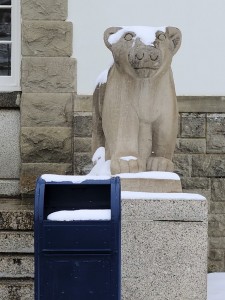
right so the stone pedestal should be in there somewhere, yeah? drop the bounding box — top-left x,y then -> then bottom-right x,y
121,191 -> 208,300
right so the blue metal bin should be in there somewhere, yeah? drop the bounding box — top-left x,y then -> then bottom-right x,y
34,176 -> 121,300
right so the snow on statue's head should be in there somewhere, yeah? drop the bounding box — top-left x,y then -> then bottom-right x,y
104,26 -> 181,79
91,26 -> 182,175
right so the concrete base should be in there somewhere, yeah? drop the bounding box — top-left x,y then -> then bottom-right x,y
120,172 -> 182,193
121,192 -> 208,300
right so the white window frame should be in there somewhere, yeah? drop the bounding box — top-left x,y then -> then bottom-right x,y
0,0 -> 21,92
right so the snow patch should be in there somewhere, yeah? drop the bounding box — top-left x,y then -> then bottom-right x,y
41,174 -> 111,183
118,171 -> 180,180
120,156 -> 137,161
47,209 -> 111,221
122,191 -> 206,201
108,26 -> 166,46
207,272 -> 225,300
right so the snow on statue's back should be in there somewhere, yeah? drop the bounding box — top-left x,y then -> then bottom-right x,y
91,25 -> 182,175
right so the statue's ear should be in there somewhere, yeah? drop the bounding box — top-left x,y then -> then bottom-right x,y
104,27 -> 122,49
166,27 -> 182,55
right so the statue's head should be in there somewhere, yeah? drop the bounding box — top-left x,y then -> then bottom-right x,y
104,26 -> 181,78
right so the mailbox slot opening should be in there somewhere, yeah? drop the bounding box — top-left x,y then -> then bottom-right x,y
43,184 -> 111,220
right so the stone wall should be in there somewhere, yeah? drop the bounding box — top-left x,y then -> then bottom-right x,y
73,95 -> 225,272
20,0 -> 76,197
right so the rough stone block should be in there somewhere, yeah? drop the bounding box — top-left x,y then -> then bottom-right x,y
0,255 -> 34,278
20,163 -> 72,196
22,57 -> 76,93
0,280 -> 34,300
0,180 -> 20,197
121,195 -> 208,300
22,21 -> 72,57
181,177 -> 210,190
22,0 -> 67,20
209,237 -> 225,249
207,113 -> 225,153
208,260 -> 225,273
209,214 -> 225,237
210,202 -> 225,214
0,232 -> 34,253
74,95 -> 92,112
74,137 -> 92,152
0,199 -> 33,231
0,92 -> 20,108
173,154 -> 192,177
211,179 -> 225,201
0,110 -> 20,178
175,138 -> 206,154
21,93 -> 73,127
74,113 -> 92,137
181,113 -> 206,137
192,154 -> 225,177
74,153 -> 92,175
21,127 -> 72,163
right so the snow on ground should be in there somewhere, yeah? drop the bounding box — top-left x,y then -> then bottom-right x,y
207,273 -> 225,300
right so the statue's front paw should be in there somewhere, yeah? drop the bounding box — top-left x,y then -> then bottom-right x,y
147,157 -> 174,172
110,156 -> 146,174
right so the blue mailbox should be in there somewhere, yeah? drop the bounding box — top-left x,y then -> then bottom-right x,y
34,176 -> 121,300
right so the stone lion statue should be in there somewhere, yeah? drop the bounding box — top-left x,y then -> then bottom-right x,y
92,26 -> 182,174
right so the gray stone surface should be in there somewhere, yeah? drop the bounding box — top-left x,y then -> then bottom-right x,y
122,196 -> 207,222
121,196 -> 208,300
22,57 -> 76,93
181,113 -> 206,137
0,232 -> 33,253
0,180 -> 20,197
22,0 -> 67,20
75,95 -> 92,112
0,280 -> 34,300
74,113 -> 92,137
192,154 -> 225,177
21,93 -> 73,127
0,110 -> 20,178
173,154 -> 192,177
207,113 -> 225,153
175,138 -> 206,153
0,199 -> 33,230
21,127 -> 72,163
74,137 -> 92,153
209,214 -> 225,237
0,92 -> 20,108
181,177 -> 210,190
211,179 -> 225,201
74,153 -> 92,175
20,163 -> 72,196
22,21 -> 72,57
0,255 -> 34,278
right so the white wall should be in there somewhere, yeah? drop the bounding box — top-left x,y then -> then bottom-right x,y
68,0 -> 225,96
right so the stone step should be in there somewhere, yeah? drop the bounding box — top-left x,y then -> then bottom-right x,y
0,232 -> 33,253
0,279 -> 34,300
0,198 -> 33,230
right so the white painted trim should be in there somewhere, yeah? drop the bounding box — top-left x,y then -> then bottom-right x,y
0,0 -> 21,92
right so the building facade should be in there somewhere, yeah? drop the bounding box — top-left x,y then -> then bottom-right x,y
0,0 -> 225,298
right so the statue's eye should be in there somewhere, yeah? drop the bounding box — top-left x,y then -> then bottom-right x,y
124,33 -> 134,41
158,33 -> 166,41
